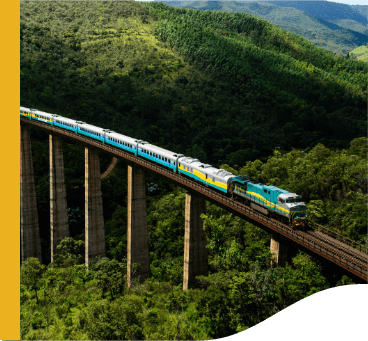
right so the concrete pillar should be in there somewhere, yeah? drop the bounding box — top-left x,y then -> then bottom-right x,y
85,147 -> 105,267
20,124 -> 42,263
270,234 -> 288,267
127,165 -> 150,287
183,192 -> 208,290
50,134 -> 69,262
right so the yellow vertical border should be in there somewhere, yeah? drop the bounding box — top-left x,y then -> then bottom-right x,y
0,0 -> 20,339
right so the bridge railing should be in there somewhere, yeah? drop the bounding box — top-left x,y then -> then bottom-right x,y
312,223 -> 367,255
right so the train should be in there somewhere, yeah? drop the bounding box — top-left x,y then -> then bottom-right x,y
20,106 -> 307,228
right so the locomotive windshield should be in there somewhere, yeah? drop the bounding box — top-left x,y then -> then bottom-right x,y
286,196 -> 303,203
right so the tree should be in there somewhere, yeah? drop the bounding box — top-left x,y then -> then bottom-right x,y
94,258 -> 126,299
20,258 -> 45,304
349,137 -> 367,159
79,296 -> 144,340
52,237 -> 85,268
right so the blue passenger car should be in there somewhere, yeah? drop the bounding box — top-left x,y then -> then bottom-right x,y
54,116 -> 78,133
138,143 -> 183,172
77,123 -> 105,142
105,131 -> 138,155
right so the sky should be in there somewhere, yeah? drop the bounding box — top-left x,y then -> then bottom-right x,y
326,0 -> 368,5
140,0 -> 368,4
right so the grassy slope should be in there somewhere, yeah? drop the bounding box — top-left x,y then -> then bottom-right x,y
350,45 -> 368,62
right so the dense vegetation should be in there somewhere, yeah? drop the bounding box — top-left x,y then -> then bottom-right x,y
20,1 -> 366,340
21,136 -> 366,338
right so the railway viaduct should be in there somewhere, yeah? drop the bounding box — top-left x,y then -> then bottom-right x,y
20,118 -> 368,286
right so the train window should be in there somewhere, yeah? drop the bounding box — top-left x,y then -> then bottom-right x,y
264,189 -> 267,193
268,191 -> 270,194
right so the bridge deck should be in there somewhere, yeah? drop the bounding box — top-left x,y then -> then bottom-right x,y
21,117 -> 368,282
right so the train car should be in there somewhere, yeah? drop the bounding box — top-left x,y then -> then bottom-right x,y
20,106 -> 33,119
178,157 -> 234,193
105,131 -> 141,155
54,116 -> 78,133
138,143 -> 184,172
20,107 -> 55,125
77,122 -> 105,142
230,175 -> 307,227
32,110 -> 55,125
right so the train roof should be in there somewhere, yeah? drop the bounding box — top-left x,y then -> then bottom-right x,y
20,107 -> 55,119
33,110 -> 55,119
55,115 -> 78,125
78,122 -> 105,133
141,143 -> 184,159
20,106 -> 32,113
106,131 -> 140,144
180,157 -> 234,179
233,176 -> 293,195
279,192 -> 300,199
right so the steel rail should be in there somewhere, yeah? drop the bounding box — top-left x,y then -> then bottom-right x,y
312,223 -> 367,254
21,118 -> 368,281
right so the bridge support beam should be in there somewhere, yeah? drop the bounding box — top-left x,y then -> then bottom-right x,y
127,165 -> 150,287
183,192 -> 208,290
85,147 -> 105,267
270,234 -> 288,267
20,124 -> 42,263
50,134 -> 69,262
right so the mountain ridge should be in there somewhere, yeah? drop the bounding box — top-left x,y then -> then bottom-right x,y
157,1 -> 368,54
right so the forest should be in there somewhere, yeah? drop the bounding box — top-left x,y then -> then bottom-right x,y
20,1 -> 367,340
159,1 -> 368,54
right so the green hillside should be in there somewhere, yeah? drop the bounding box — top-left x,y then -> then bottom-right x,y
328,19 -> 368,36
350,45 -> 368,62
162,1 -> 368,55
20,2 -> 367,340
